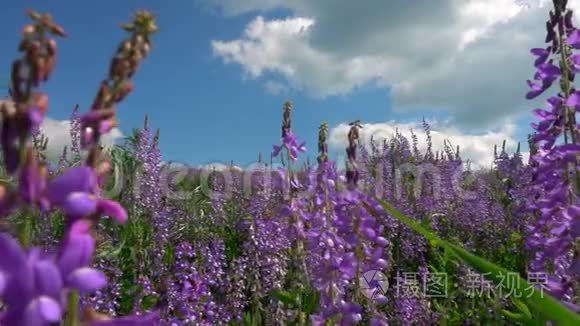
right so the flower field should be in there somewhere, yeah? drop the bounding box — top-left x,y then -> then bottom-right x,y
0,1 -> 579,325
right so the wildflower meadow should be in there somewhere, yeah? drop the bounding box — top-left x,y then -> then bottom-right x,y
0,0 -> 579,325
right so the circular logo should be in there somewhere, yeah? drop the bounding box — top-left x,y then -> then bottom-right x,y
359,270 -> 389,300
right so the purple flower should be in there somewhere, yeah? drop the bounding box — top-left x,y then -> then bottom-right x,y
531,48 -> 550,66
569,54 -> 580,73
567,29 -> 580,48
0,236 -> 64,325
0,220 -> 108,325
57,220 -> 107,293
47,166 -> 127,223
566,90 -> 580,110
272,131 -> 306,161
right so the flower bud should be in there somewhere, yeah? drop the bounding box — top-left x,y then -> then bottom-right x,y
22,24 -> 35,36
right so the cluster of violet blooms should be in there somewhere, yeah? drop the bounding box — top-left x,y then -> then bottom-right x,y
269,105 -> 391,324
0,10 -> 161,325
72,2 -> 578,323
525,0 -> 580,311
1,2 -> 577,325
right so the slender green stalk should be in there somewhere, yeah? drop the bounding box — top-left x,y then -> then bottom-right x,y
18,209 -> 32,248
64,290 -> 80,326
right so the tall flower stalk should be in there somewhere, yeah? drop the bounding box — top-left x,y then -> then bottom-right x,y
525,0 -> 580,310
0,9 -> 160,325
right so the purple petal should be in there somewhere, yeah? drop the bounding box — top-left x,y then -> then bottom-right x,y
0,233 -> 27,272
98,120 -> 114,134
68,219 -> 93,237
339,253 -> 357,278
33,260 -> 63,298
532,108 -> 555,119
63,192 -> 98,217
0,272 -> 5,295
47,167 -> 98,205
97,199 -> 127,223
57,233 -> 95,276
23,296 -> 62,325
570,54 -> 580,72
568,258 -> 580,275
27,107 -> 44,131
375,236 -> 389,247
297,141 -> 306,152
537,63 -> 560,78
66,267 -> 107,293
567,29 -> 580,49
526,89 -> 544,100
374,258 -> 388,269
272,145 -> 282,157
361,226 -> 376,240
566,91 -> 580,109
371,247 -> 383,261
531,48 -> 550,66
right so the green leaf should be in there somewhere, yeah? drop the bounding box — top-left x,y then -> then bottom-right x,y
141,295 -> 159,310
513,297 -> 532,319
366,198 -> 580,326
301,287 -> 320,314
501,310 -> 528,322
271,290 -> 299,307
96,240 -> 126,258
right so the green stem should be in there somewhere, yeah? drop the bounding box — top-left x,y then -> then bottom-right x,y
64,290 -> 80,326
18,211 -> 32,248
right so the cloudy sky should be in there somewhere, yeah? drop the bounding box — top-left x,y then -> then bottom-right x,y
0,0 -> 569,168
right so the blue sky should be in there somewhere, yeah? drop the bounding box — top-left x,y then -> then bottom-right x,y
0,0 -> 558,168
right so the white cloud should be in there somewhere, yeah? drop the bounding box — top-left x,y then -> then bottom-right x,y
208,0 -> 577,128
263,80 -> 289,95
40,117 -> 123,162
329,120 -> 524,169
197,162 -> 243,171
